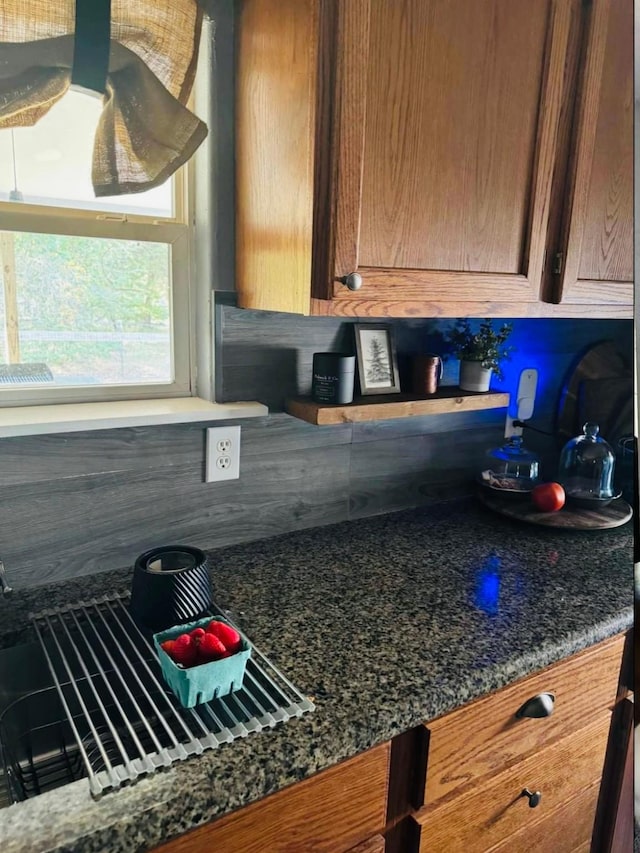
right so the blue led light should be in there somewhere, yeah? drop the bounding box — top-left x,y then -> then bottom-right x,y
428,316 -> 632,429
473,554 -> 501,615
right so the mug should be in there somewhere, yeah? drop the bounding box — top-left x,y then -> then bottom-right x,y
412,354 -> 443,395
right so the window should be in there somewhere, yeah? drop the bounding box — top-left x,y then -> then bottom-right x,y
0,89 -> 193,407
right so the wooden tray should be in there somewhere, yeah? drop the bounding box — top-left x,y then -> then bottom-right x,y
477,489 -> 633,530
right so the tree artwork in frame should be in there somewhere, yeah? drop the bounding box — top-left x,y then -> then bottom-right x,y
354,324 -> 401,395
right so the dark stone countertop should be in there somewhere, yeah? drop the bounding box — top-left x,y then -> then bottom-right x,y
0,497 -> 633,853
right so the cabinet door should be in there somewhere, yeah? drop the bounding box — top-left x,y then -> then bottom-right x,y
346,835 -> 386,853
237,0 -> 320,316
423,634 -> 625,805
151,742 -> 390,853
317,0 -> 579,317
591,698 -> 634,852
411,712 -> 610,853
550,0 -> 633,311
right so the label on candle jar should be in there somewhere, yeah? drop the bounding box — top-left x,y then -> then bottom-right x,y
312,372 -> 340,402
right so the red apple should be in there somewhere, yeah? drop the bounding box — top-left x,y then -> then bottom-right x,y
531,482 -> 565,512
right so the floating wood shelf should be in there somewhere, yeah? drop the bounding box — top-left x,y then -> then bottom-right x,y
285,388 -> 510,426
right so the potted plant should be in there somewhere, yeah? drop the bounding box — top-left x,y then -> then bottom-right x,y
445,319 -> 514,392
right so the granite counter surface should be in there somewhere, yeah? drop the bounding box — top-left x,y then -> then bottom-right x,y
0,497 -> 633,853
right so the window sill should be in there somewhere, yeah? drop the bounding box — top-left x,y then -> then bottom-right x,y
0,398 -> 268,438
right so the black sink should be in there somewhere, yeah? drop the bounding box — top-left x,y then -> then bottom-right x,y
0,685 -> 84,806
0,641 -> 80,807
0,637 -> 168,807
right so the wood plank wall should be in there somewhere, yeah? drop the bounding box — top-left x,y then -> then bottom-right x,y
0,305 -> 630,590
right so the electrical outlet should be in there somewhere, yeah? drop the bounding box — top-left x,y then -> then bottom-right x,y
206,426 -> 241,482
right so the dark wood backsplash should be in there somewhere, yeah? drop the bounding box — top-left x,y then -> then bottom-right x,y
0,4 -> 631,593
0,305 -> 631,590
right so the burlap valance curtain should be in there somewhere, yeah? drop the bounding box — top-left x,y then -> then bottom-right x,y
0,0 -> 208,196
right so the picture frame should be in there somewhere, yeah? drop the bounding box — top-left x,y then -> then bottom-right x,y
353,324 -> 401,395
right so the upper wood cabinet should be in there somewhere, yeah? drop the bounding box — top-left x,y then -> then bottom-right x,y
545,0 -> 633,310
236,0 -> 632,318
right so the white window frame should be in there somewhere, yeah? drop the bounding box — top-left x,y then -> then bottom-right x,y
0,17 -> 266,436
0,165 -> 194,408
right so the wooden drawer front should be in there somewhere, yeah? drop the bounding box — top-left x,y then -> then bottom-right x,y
152,742 -> 390,853
425,634 -> 623,803
412,712 -> 610,853
488,781 -> 600,853
346,836 -> 386,853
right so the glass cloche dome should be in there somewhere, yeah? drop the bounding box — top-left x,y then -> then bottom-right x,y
558,422 -> 617,506
478,436 -> 540,493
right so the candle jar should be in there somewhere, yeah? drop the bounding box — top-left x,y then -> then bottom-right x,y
311,353 -> 356,404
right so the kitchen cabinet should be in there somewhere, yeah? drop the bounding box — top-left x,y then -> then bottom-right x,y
546,0 -> 633,311
347,836 -> 386,853
591,628 -> 634,851
236,0 -> 632,319
403,632 -> 627,853
151,740 -> 390,853
591,698 -> 634,852
410,714 -> 611,852
420,634 -> 625,805
151,633 -> 627,853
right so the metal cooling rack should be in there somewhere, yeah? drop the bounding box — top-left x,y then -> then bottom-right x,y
30,593 -> 314,798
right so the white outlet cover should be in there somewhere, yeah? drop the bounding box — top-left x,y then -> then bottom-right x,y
206,425 -> 241,482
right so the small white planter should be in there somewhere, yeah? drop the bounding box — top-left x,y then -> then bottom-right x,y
459,360 -> 492,392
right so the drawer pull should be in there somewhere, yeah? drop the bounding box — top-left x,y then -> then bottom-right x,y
515,692 -> 555,719
521,788 -> 542,808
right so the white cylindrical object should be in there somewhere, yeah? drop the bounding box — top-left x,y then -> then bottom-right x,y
459,361 -> 492,392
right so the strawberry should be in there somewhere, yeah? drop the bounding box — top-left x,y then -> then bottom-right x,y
206,620 -> 242,653
198,632 -> 227,663
170,632 -> 198,667
160,639 -> 177,657
190,627 -> 206,643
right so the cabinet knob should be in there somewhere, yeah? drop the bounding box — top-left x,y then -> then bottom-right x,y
515,692 -> 555,719
338,272 -> 363,291
521,788 -> 542,808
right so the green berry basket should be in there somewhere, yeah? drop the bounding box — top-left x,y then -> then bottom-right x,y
153,616 -> 251,709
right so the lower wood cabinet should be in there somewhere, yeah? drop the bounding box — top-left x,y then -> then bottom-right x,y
396,633 -> 628,853
410,712 -> 611,852
151,632 -> 628,853
592,697 -> 635,852
152,741 -> 390,853
422,634 -> 624,806
346,836 -> 386,853
487,783 -> 602,853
